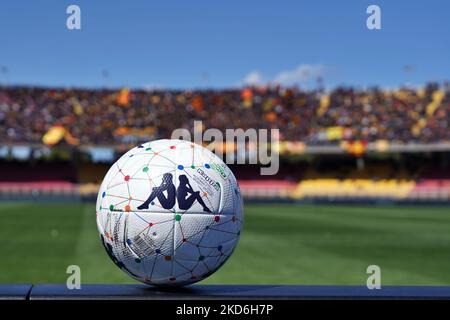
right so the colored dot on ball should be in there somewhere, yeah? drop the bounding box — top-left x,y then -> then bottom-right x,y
198,255 -> 205,261
204,163 -> 210,169
170,146 -> 176,149
129,154 -> 133,158
191,165 -> 195,169
151,201 -> 155,205
124,175 -> 130,181
155,249 -> 161,254
109,205 -> 114,211
138,145 -> 144,148
164,255 -> 172,261
177,165 -> 184,170
149,223 -> 153,227
214,216 -> 220,222
126,239 -> 132,245
125,205 -> 130,212
175,214 -> 181,221
143,167 -> 149,172
102,192 -> 106,198
217,245 -> 223,251
145,147 -> 151,151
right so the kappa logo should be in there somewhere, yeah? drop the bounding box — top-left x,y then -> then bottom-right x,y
196,168 -> 220,191
138,173 -> 212,213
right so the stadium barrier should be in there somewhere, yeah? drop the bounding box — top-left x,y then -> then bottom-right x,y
2,284 -> 450,300
1,179 -> 449,203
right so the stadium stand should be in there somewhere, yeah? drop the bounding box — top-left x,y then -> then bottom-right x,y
1,83 -> 449,145
0,83 -> 449,203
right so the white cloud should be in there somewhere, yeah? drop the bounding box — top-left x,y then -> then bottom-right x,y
142,83 -> 163,91
240,64 -> 325,87
273,64 -> 324,86
241,71 -> 264,86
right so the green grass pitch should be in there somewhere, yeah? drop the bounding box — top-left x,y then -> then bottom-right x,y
1,202 -> 450,285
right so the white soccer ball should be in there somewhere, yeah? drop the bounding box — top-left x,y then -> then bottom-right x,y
96,139 -> 243,286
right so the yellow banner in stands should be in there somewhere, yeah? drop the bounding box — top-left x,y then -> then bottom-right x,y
42,125 -> 80,146
316,95 -> 330,116
326,126 -> 344,140
426,90 -> 444,117
42,125 -> 66,145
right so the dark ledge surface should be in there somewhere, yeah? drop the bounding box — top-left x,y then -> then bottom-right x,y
0,284 -> 32,300
9,284 -> 449,300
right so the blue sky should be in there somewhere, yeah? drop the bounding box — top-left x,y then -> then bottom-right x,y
0,0 -> 448,89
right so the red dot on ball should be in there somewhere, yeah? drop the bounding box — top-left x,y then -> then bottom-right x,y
170,146 -> 176,149
214,216 -> 220,222
124,175 -> 130,181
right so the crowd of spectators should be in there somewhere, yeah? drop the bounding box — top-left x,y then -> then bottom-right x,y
0,82 -> 449,146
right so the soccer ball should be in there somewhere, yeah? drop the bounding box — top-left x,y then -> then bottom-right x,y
96,139 -> 243,286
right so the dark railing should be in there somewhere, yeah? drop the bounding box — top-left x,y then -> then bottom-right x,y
2,284 -> 450,300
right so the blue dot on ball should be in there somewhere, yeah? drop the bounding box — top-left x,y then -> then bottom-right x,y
151,201 -> 155,205
217,245 -> 223,251
102,192 -> 106,198
178,165 -> 184,170
155,249 -> 161,254
205,163 -> 210,169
